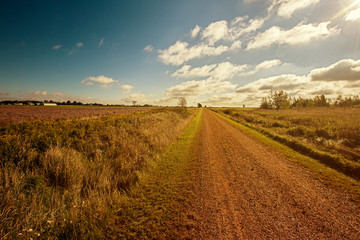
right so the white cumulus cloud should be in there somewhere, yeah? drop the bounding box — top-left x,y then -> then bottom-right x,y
345,7 -> 360,22
201,20 -> 229,45
164,78 -> 237,98
158,41 -> 239,66
247,22 -> 338,50
191,25 -> 201,38
269,0 -> 321,18
81,75 -> 118,88
310,59 -> 360,81
119,84 -> 133,93
121,93 -> 147,103
172,62 -> 247,81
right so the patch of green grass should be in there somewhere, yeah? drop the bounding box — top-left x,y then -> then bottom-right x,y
112,109 -> 203,239
213,111 -> 360,199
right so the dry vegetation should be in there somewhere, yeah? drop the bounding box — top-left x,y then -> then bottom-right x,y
216,107 -> 360,179
0,107 -> 196,239
0,106 -> 151,124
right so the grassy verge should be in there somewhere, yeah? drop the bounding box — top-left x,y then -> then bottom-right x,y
112,109 -> 203,239
0,108 -> 197,239
212,108 -> 360,180
212,110 -> 360,199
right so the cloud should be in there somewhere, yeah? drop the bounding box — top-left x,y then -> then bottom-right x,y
158,40 -> 240,66
144,45 -> 154,52
255,59 -> 282,71
201,20 -> 228,45
208,58 -> 360,107
32,90 -> 48,96
0,91 -> 9,96
236,74 -> 309,93
238,59 -> 282,76
98,38 -> 104,47
119,84 -> 133,93
172,61 -> 247,81
228,17 -> 265,41
247,22 -> 338,50
158,15 -> 266,66
268,0 -> 320,18
164,78 -> 237,98
345,7 -> 360,22
68,42 -> 84,55
81,75 -> 118,88
121,93 -> 146,103
52,44 -> 61,50
310,59 -> 360,81
191,25 -> 201,38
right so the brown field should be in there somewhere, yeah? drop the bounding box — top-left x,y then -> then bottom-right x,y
215,107 -> 360,179
0,107 -> 196,239
1,107 -> 360,239
0,106 -> 151,124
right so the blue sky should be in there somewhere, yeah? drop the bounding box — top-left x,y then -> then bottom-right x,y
1,0 -> 360,106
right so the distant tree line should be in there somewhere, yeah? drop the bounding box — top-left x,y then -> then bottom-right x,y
260,90 -> 360,109
0,100 -> 155,107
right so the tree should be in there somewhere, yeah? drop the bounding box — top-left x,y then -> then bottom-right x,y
178,97 -> 187,107
132,100 -> 137,106
260,90 -> 290,109
260,97 -> 271,109
271,90 -> 290,110
197,103 -> 202,108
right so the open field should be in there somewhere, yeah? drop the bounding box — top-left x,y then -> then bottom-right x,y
1,107 -> 360,239
0,106 -> 151,124
0,107 -> 197,239
214,107 -> 360,180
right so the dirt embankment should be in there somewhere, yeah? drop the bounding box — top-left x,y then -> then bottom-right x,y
187,109 -> 360,239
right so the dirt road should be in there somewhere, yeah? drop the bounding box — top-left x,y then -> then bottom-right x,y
186,109 -> 360,239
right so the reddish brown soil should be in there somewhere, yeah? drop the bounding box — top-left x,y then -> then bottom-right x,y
186,109 -> 360,239
0,106 -> 151,124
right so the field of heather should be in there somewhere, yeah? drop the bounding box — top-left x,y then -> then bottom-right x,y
0,106 -> 151,124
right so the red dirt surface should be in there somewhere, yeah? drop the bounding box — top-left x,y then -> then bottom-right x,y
186,109 -> 360,239
0,106 -> 151,124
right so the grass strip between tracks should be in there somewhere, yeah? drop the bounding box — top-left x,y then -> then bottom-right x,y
111,109 -> 203,239
213,111 -> 360,200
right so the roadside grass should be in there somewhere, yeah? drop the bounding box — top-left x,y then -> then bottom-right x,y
0,107 -> 197,239
212,110 -> 360,199
214,108 -> 360,180
112,109 -> 203,239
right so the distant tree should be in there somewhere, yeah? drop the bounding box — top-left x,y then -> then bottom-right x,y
271,90 -> 290,110
178,97 -> 187,107
260,90 -> 290,109
260,97 -> 271,109
313,95 -> 330,107
66,100 -> 71,105
132,100 -> 137,106
197,103 -> 202,108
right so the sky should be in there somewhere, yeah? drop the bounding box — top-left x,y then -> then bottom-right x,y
1,0 -> 360,107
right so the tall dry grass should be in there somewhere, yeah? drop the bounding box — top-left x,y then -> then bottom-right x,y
217,107 -> 360,179
0,108 -> 196,239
